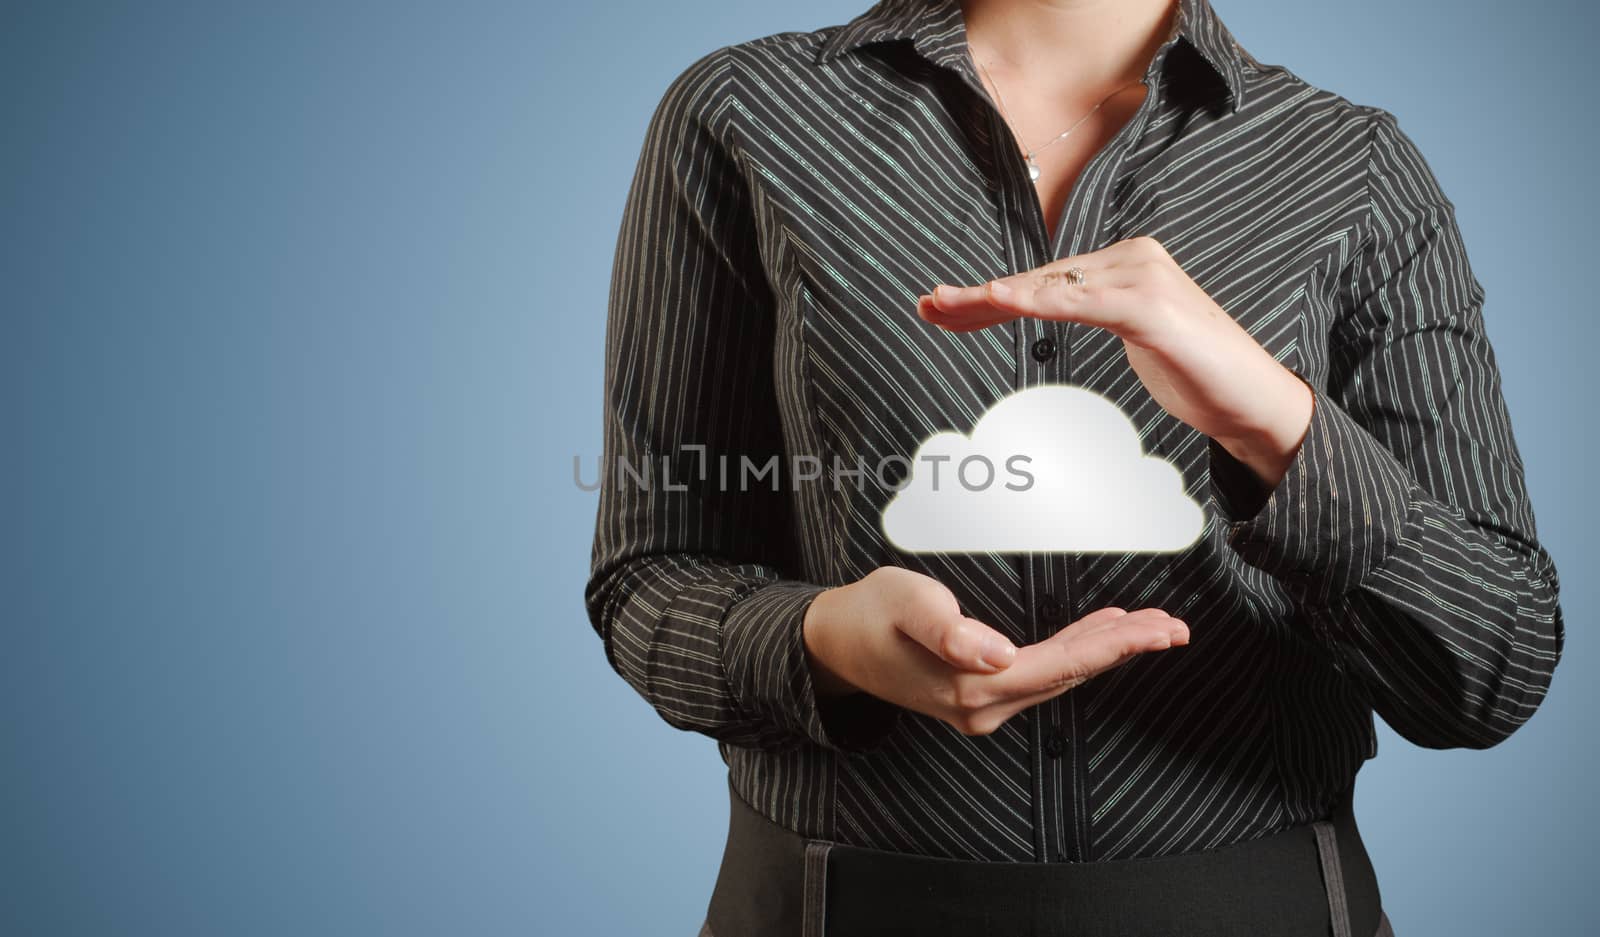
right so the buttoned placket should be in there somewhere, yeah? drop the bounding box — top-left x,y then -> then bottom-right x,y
930,30 -> 1188,864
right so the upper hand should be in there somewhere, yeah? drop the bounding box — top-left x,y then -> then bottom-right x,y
916,236 -> 1314,487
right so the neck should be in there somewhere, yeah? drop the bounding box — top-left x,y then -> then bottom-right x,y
960,0 -> 1179,89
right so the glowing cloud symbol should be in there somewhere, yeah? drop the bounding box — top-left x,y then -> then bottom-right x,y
881,384 -> 1204,553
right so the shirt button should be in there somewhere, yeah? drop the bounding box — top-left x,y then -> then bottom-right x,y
1037,594 -> 1064,625
1043,726 -> 1066,758
1030,336 -> 1057,363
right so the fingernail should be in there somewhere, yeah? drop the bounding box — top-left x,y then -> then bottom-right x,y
981,634 -> 1017,668
987,280 -> 1012,300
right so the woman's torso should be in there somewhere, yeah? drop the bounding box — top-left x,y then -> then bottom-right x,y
712,0 -> 1382,863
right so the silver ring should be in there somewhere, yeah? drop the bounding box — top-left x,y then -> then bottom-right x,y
1037,266 -> 1088,288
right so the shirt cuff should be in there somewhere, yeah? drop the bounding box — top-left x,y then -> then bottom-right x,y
720,580 -> 904,754
1207,378 -> 1421,607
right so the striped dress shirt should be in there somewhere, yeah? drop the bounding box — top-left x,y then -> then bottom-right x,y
585,0 -> 1565,863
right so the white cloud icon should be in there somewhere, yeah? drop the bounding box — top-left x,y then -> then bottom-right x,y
880,384 -> 1204,553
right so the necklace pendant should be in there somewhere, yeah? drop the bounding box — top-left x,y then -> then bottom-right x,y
1026,154 -> 1041,182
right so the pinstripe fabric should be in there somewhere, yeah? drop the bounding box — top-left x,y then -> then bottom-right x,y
584,0 -> 1565,863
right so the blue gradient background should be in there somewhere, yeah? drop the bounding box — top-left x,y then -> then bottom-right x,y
4,1 -> 1593,934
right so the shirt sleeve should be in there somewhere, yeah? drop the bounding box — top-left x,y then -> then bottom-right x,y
583,47 -> 903,755
1206,105 -> 1565,750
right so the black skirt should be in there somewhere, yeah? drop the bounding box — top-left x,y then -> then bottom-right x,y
700,774 -> 1393,937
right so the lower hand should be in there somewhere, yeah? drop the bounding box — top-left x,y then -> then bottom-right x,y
802,566 -> 1188,736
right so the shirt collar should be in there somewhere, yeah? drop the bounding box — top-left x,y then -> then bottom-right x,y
813,0 -> 1250,113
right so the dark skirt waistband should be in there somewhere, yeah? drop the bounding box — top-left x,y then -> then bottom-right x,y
704,774 -> 1388,937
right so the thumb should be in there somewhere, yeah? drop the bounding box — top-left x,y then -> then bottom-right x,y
899,605 -> 1018,673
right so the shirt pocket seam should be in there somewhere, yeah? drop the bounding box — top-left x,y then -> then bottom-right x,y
787,277 -> 850,588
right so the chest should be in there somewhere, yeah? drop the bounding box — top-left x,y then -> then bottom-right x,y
737,64 -> 1369,533
995,85 -> 1150,246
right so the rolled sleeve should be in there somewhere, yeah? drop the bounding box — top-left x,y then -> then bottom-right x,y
721,581 -> 904,753
1209,372 -> 1419,608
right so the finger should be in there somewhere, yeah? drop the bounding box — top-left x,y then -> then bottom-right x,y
960,606 -> 1139,714
936,607 -> 1131,713
1013,261 -> 1144,295
924,266 -> 1102,315
986,609 -> 1187,698
987,615 -> 1188,713
919,292 -> 1013,328
926,243 -> 1135,312
922,284 -> 1033,328
921,280 -> 1143,333
1033,605 -> 1132,642
1064,605 -> 1130,633
974,620 -> 1181,722
1064,607 -> 1189,655
1041,263 -> 1145,291
1062,605 -> 1174,643
1060,610 -> 1190,672
932,239 -> 1128,303
896,604 -> 1019,673
989,278 -> 1144,333
973,676 -> 1076,721
917,293 -> 1017,333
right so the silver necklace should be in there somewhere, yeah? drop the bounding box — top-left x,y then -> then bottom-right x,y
973,51 -> 1147,183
